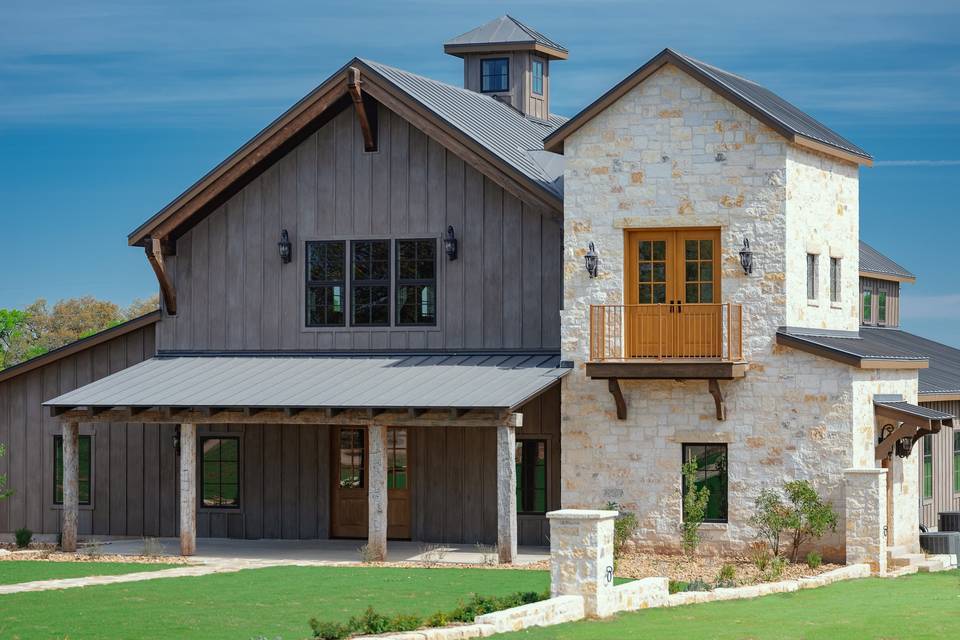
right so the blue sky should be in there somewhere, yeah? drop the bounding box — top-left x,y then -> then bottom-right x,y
2,0 -> 959,344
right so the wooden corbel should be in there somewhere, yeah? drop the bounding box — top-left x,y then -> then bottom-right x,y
145,237 -> 177,315
708,379 -> 726,421
347,66 -> 378,152
608,378 -> 627,420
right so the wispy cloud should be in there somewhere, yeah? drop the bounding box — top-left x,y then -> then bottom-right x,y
874,160 -> 960,167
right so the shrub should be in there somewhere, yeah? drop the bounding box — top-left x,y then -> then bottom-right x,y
14,527 -> 32,549
606,501 -> 639,560
668,580 -> 687,594
715,562 -> 736,587
750,488 -> 790,558
750,541 -> 771,572
389,614 -> 423,632
684,579 -> 713,592
766,556 -> 787,581
309,619 -> 351,640
681,460 -> 710,556
806,551 -> 823,569
783,480 -> 838,563
348,606 -> 391,635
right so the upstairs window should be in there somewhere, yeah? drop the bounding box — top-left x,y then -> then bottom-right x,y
829,257 -> 841,303
306,241 -> 346,327
352,240 -> 391,326
531,59 -> 544,95
877,291 -> 887,325
862,290 -> 873,324
806,253 -> 819,300
922,435 -> 933,500
516,439 -> 547,514
682,444 -> 728,523
54,435 -> 92,505
954,431 -> 960,494
481,58 -> 509,92
396,239 -> 437,326
201,437 -> 240,509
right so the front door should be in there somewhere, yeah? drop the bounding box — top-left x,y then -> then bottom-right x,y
331,426 -> 411,539
625,229 -> 721,358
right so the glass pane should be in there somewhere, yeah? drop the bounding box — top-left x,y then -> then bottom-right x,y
639,263 -> 652,282
203,462 -> 220,484
685,240 -> 698,260
685,262 -> 698,281
639,241 -> 651,261
701,283 -> 714,303
652,241 -> 666,261
219,439 -> 239,461
686,283 -> 698,303
638,286 -> 652,304
653,284 -> 666,304
700,262 -> 713,282
699,240 -> 713,260
652,263 -> 666,282
220,484 -> 239,506
203,439 -> 222,461
862,292 -> 872,322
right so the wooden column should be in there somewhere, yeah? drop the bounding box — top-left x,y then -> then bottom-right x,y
497,424 -> 518,564
367,424 -> 388,561
61,422 -> 80,552
179,423 -> 197,556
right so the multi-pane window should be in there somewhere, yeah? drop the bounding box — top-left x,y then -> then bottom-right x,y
339,428 -> 364,489
638,240 -> 667,304
54,435 -> 91,505
806,253 -> 819,300
954,431 -> 960,493
922,434 -> 933,500
481,58 -> 509,92
829,257 -> 841,303
306,241 -> 346,327
352,240 -> 390,326
862,290 -> 873,324
531,59 -> 544,95
396,239 -> 437,326
515,439 -> 547,514
877,291 -> 887,325
387,429 -> 408,490
201,437 -> 240,509
684,239 -> 714,303
682,444 -> 728,522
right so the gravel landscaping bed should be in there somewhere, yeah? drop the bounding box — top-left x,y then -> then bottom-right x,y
615,551 -> 841,586
0,546 -> 195,565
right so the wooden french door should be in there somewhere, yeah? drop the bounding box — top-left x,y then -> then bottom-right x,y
624,229 -> 721,358
331,426 -> 411,539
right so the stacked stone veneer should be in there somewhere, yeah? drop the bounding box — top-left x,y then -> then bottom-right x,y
547,509 -> 618,617
560,62 -> 919,562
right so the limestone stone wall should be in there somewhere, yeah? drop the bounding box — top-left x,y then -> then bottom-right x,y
843,468 -> 887,574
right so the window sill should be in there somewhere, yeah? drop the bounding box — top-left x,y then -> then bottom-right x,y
199,508 -> 243,515
830,302 -> 843,310
50,504 -> 95,512
697,522 -> 728,530
807,300 -> 819,307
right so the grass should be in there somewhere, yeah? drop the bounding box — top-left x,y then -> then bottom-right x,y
500,570 -> 960,640
0,561 -> 178,585
0,565 -> 550,640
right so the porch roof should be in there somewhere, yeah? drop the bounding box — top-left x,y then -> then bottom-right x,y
43,352 -> 568,416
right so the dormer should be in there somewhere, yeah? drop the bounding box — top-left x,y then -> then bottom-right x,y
444,15 -> 567,122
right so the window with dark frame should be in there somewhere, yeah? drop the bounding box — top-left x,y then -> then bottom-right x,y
515,439 -> 547,514
829,257 -> 841,303
201,437 -> 240,509
682,443 -> 728,523
54,435 -> 91,505
387,428 -> 408,490
532,59 -> 544,95
339,428 -> 364,488
877,291 -> 887,325
396,239 -> 437,326
481,58 -> 509,92
352,240 -> 391,326
862,290 -> 873,324
922,434 -> 933,500
954,431 -> 960,494
806,253 -> 818,300
306,241 -> 346,327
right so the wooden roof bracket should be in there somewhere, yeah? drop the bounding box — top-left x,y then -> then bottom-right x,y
347,67 -> 378,152
875,417 -> 945,461
708,379 -> 726,421
145,237 -> 177,315
608,378 -> 627,420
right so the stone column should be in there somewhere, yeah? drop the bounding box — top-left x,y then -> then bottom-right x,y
497,424 -> 518,564
547,509 -> 618,617
179,423 -> 197,556
61,422 -> 80,552
367,424 -> 388,562
843,468 -> 887,575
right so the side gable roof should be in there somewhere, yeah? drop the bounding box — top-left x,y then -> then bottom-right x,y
544,48 -> 872,166
129,58 -> 565,247
443,15 -> 568,59
859,240 -> 916,283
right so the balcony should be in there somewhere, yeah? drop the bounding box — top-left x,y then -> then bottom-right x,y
585,303 -> 748,421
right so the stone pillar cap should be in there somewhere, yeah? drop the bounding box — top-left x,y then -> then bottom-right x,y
546,509 -> 619,521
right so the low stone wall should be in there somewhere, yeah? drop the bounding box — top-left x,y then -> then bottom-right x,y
611,577 -> 670,613
476,595 -> 585,634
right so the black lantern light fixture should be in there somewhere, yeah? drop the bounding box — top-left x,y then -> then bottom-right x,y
584,242 -> 599,278
278,229 -> 292,264
444,225 -> 458,260
894,437 -> 913,458
738,237 -> 754,275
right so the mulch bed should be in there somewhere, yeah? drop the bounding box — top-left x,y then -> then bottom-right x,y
614,551 -> 841,586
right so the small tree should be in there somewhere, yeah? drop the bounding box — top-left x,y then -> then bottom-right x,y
0,443 -> 12,501
783,480 -> 838,562
681,460 -> 709,556
606,501 -> 639,561
750,488 -> 790,558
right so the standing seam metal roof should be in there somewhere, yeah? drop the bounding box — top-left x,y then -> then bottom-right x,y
859,241 -> 916,280
874,400 -> 955,421
444,15 -> 567,53
860,328 -> 960,395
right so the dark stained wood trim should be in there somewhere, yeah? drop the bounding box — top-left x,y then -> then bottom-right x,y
859,270 -> 916,284
708,379 -> 726,421
585,361 -> 748,380
347,67 -> 378,152
146,238 -> 177,315
918,393 -> 960,403
608,378 -> 626,420
443,42 -> 569,60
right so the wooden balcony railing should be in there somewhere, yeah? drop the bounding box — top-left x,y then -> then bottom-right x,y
589,303 -> 744,362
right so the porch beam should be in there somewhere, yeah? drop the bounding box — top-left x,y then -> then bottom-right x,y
708,379 -> 726,421
179,423 -> 197,556
61,422 -> 80,552
146,237 -> 178,315
347,67 -> 378,152
496,424 -> 518,564
608,378 -> 627,420
367,424 -> 388,562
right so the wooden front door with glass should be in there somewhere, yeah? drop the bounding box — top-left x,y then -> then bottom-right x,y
624,229 -> 722,358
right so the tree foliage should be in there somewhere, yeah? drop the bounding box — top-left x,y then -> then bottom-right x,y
750,488 -> 791,558
750,481 -> 838,562
681,460 -> 710,556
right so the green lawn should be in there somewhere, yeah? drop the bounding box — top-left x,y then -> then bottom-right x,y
0,561 -> 178,585
501,570 -> 960,640
0,565 -> 550,640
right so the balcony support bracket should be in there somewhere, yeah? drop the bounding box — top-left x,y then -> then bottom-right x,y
608,378 -> 627,420
708,379 -> 726,421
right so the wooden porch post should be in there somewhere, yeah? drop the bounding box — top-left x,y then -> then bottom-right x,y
367,424 -> 388,561
179,423 -> 197,556
497,424 -> 517,564
61,422 -> 80,552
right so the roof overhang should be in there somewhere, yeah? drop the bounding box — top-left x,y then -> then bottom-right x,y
443,42 -> 568,60
918,392 -> 960,403
874,398 -> 954,460
859,270 -> 917,284
775,330 -> 928,370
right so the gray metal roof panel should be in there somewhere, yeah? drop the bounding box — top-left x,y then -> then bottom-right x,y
362,59 -> 566,198
776,327 -> 929,362
44,354 -> 568,411
874,400 -> 955,420
859,328 -> 960,395
859,241 -> 915,280
444,15 -> 567,53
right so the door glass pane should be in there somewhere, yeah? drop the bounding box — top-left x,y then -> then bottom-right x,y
387,429 -> 408,490
639,286 -> 652,304
653,284 -> 666,304
637,239 -> 668,305
700,283 -> 713,303
339,429 -> 364,488
683,238 -> 715,303
652,241 -> 666,261
639,241 -> 651,261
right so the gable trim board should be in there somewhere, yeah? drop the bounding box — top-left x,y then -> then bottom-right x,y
128,59 -> 563,251
543,48 -> 872,166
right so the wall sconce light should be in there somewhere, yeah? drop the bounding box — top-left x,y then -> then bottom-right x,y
738,238 -> 754,275
584,242 -> 599,278
894,437 -> 913,458
278,229 -> 292,264
444,225 -> 458,260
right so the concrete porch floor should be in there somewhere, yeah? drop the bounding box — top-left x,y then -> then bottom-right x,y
90,537 -> 550,566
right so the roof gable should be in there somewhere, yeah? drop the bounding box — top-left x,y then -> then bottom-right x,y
544,48 -> 872,166
859,240 -> 916,282
443,15 -> 567,59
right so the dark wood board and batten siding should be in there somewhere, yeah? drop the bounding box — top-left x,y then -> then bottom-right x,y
918,399 -> 960,529
157,103 -> 562,353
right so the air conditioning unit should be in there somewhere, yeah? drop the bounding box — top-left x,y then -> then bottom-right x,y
939,511 -> 960,532
919,531 -> 960,567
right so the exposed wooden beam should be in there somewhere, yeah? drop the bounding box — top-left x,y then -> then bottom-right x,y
408,408 -> 427,418
366,408 -> 384,418
708,379 -> 726,421
129,407 -> 151,417
284,408 -> 302,417
325,407 -> 343,419
146,237 -> 178,315
608,378 -> 627,420
449,408 -> 469,420
347,67 -> 377,152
